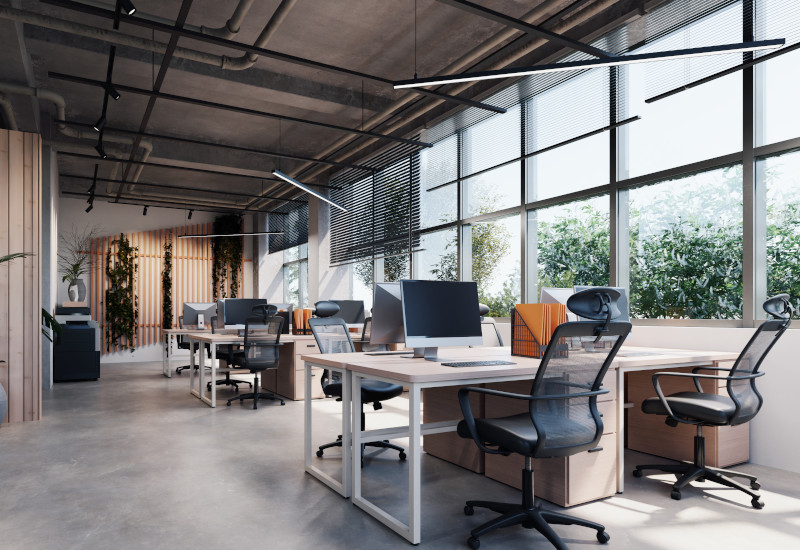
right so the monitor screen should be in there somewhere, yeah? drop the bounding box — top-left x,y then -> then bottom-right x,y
400,280 -> 482,348
540,287 -> 578,321
371,283 -> 404,345
331,300 -> 365,324
220,298 -> 268,326
182,302 -> 217,327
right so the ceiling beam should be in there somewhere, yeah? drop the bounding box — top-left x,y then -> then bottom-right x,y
40,0 -> 506,114
47,73 -> 431,148
61,173 -> 307,204
64,190 -> 268,214
434,0 -> 613,59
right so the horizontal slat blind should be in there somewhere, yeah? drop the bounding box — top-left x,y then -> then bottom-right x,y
330,140 -> 422,266
268,203 -> 309,254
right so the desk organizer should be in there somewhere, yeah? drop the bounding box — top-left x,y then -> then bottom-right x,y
511,303 -> 568,359
292,308 -> 313,335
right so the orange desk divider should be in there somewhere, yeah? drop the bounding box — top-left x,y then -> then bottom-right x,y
511,303 -> 568,359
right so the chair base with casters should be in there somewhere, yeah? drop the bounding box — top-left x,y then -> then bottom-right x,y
226,371 -> 285,409
207,371 -> 253,393
633,425 -> 763,509
462,457 -> 608,550
316,405 -> 406,462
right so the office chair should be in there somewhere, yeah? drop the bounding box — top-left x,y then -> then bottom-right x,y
633,294 -> 793,509
175,316 -> 210,375
309,306 -> 406,462
252,304 -> 278,319
479,318 -> 504,347
226,315 -> 285,409
206,316 -> 253,393
457,288 -> 631,549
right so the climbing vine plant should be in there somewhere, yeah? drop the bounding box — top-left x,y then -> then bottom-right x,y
162,237 -> 173,329
105,233 -> 139,352
212,215 -> 243,300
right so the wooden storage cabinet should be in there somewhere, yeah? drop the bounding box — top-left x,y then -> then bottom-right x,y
626,361 -> 749,468
422,385 -> 485,473
483,379 -> 618,507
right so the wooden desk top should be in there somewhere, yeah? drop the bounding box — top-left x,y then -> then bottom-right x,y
301,346 -> 738,384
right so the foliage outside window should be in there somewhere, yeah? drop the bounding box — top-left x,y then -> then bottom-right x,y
162,238 -> 173,330
283,244 -> 308,308
105,233 -> 139,351
212,215 -> 243,300
628,167 -> 743,319
762,151 -> 800,317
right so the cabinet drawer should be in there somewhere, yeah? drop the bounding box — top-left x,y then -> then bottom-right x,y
295,341 -> 320,356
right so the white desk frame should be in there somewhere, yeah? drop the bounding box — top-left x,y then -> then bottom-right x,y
187,333 -> 242,408
303,347 -> 737,545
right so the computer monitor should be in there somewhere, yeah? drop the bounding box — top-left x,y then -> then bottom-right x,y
182,302 -> 216,328
371,283 -> 404,345
219,298 -> 268,327
331,300 -> 365,325
400,280 -> 482,361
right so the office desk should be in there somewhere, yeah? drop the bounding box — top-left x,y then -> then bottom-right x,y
302,346 -> 737,544
187,333 -> 245,407
162,328 -> 210,378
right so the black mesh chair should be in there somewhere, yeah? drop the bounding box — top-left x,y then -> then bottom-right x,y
207,317 -> 252,393
175,316 -> 210,375
633,294 -> 793,509
308,314 -> 406,462
226,315 -> 285,409
457,288 -> 631,550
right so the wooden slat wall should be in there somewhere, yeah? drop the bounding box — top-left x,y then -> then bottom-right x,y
0,130 -> 42,423
89,223 -> 244,354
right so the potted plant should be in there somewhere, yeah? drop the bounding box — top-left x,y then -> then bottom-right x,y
58,224 -> 99,303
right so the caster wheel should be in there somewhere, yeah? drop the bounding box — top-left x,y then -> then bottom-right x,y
281,402 -> 285,406
464,505 -> 474,516
226,402 -> 231,407
399,451 -> 407,461
176,368 -> 182,375
632,469 -> 643,478
670,489 -> 682,501
467,536 -> 480,549
752,497 -> 764,509
316,450 -> 323,458
597,530 -> 611,544
751,481 -> 761,490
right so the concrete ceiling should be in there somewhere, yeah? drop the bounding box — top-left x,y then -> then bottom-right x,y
0,0 -> 646,215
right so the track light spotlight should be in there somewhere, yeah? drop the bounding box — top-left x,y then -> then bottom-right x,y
85,202 -> 93,213
188,210 -> 193,220
142,205 -> 148,216
103,83 -> 120,101
93,114 -> 106,132
95,141 -> 107,159
119,0 -> 136,15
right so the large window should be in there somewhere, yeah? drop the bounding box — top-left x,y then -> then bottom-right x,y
627,167 -> 743,319
283,244 -> 308,308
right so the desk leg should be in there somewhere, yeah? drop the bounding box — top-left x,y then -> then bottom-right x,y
210,344 -> 217,408
408,384 -> 422,544
192,340 -> 202,400
617,367 -> 625,493
164,333 -> 174,378
342,369 -> 351,499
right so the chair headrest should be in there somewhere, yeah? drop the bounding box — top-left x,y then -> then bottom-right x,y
567,287 -> 622,321
763,294 -> 793,320
314,301 -> 340,318
478,303 -> 490,317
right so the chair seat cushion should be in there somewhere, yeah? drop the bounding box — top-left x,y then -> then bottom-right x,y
456,413 -> 598,457
641,392 -> 737,425
324,380 -> 403,402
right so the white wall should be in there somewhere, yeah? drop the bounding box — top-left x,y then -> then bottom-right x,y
58,197 -> 255,363
41,147 -> 59,389
627,326 -> 800,474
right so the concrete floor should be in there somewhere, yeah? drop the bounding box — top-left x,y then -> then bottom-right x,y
2,362 -> 800,550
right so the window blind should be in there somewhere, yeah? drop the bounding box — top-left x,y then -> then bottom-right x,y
268,202 -> 309,254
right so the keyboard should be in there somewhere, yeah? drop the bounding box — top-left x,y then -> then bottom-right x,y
441,360 -> 516,368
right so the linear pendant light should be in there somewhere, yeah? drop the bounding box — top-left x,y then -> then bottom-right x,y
394,39 -> 785,89
178,231 -> 284,239
272,170 -> 348,212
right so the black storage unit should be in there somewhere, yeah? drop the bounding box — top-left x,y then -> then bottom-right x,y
54,323 -> 100,382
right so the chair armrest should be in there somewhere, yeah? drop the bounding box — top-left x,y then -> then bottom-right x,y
456,386 -> 610,455
650,371 -> 764,423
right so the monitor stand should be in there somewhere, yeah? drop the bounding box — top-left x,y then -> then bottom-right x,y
412,347 -> 448,362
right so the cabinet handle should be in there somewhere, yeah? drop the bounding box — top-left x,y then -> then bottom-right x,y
588,447 -> 603,453
306,344 -> 316,348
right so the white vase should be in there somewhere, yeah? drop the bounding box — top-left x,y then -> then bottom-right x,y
68,283 -> 78,302
76,278 -> 87,302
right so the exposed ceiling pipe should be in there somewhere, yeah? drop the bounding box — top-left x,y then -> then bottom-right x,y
221,0 -> 298,70
201,0 -> 256,39
275,0 -> 617,195
0,92 -> 19,130
0,3 -> 292,71
0,81 -> 152,183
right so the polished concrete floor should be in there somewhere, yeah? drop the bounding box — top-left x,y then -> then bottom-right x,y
2,361 -> 800,550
